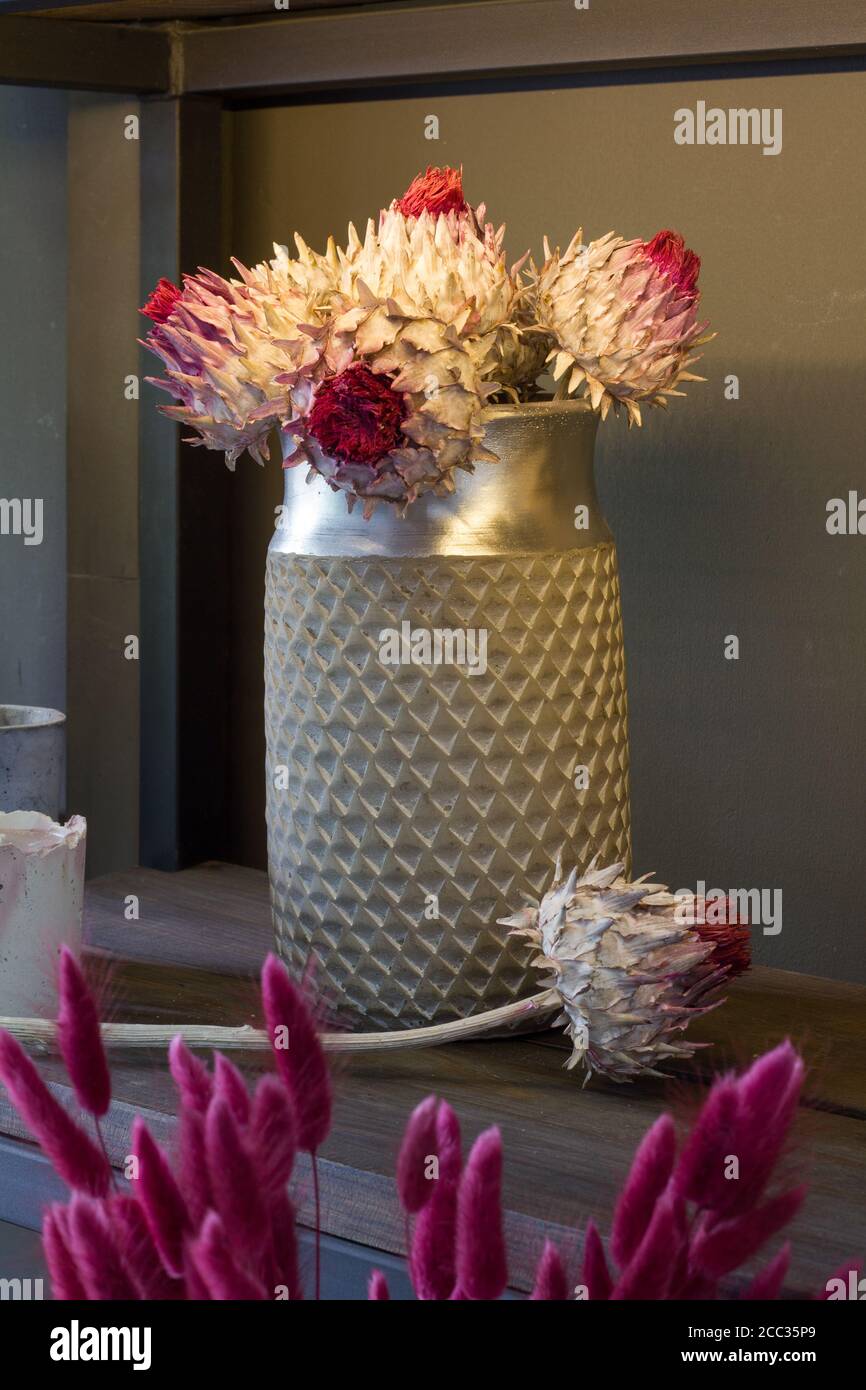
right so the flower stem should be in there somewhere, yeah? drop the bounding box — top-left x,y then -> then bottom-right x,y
0,991 -> 559,1055
95,1118 -> 117,1192
312,1152 -> 321,1301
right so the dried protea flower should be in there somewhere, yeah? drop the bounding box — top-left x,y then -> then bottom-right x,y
533,226 -> 712,424
141,246 -> 337,469
276,171 -> 541,513
500,858 -> 749,1083
141,181 -> 716,512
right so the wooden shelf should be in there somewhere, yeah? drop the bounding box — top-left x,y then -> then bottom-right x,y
1,860 -> 865,1295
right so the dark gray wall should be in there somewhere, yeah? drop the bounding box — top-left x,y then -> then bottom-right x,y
229,64 -> 866,984
0,88 -> 67,717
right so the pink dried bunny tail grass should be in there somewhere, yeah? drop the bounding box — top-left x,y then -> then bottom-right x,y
270,1191 -> 303,1301
610,1181 -> 687,1299
744,1242 -> 791,1301
580,1040 -> 816,1299
396,1095 -> 439,1214
213,1053 -> 252,1125
67,1194 -> 138,1300
410,1180 -> 458,1301
409,1100 -> 462,1301
261,953 -> 332,1152
368,1269 -> 390,1300
205,1096 -> 270,1263
455,1126 -> 508,1301
57,946 -> 111,1118
674,1040 -> 804,1220
8,964 -> 853,1306
611,1113 -> 677,1268
169,1035 -> 213,1114
581,1218 -> 613,1300
261,952 -> 332,1299
530,1240 -> 570,1300
110,1195 -> 180,1300
672,1075 -> 741,1210
176,1107 -> 212,1229
251,1074 -> 298,1197
688,1186 -> 807,1280
434,1098 -> 462,1183
43,1204 -> 87,1300
132,1117 -> 190,1278
189,1212 -> 269,1301
0,1031 -> 111,1196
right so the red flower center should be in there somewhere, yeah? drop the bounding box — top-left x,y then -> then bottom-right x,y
395,166 -> 468,219
694,902 -> 751,981
643,230 -> 700,299
307,366 -> 406,468
140,278 -> 182,323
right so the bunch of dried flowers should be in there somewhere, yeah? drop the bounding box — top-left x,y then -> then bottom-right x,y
141,166 -> 711,515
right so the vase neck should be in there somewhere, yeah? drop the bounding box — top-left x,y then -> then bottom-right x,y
272,402 -> 610,558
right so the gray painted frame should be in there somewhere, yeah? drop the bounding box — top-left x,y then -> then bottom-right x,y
2,2 -> 866,96
139,96 -> 227,869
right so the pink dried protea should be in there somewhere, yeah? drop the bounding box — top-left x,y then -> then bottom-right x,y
500,858 -> 750,1082
535,225 -> 712,424
141,240 -> 338,470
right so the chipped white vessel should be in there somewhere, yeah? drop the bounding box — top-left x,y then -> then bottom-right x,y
0,812 -> 86,1017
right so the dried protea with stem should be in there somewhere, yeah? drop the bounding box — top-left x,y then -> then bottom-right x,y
0,855 -> 748,1086
500,857 -> 751,1083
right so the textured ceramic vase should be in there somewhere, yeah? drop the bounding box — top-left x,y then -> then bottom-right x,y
265,401 -> 630,1029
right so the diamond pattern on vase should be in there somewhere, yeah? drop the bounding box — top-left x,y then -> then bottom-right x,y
265,543 -> 630,1029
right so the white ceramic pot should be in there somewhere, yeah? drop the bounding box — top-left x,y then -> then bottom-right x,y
0,812 -> 86,1017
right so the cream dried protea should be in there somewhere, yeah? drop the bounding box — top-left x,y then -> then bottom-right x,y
500,858 -> 749,1083
534,227 -> 712,425
278,167 -> 539,512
